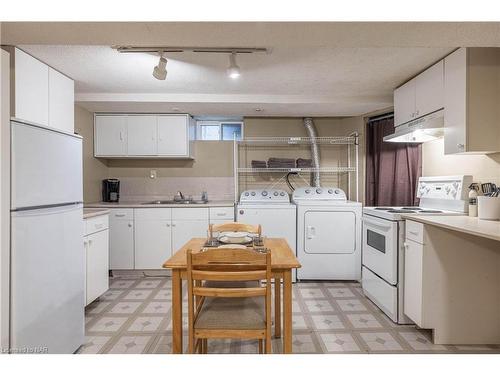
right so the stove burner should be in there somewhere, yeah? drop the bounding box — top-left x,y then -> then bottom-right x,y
388,210 -> 417,213
419,210 -> 443,213
401,207 -> 422,210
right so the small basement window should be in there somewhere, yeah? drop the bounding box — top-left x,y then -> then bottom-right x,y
196,120 -> 243,141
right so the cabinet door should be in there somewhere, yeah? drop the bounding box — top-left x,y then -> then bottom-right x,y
403,239 -> 424,326
135,220 -> 172,269
94,115 -> 128,156
127,115 -> 157,156
394,79 -> 416,126
14,48 -> 49,126
86,230 -> 109,305
157,115 -> 189,156
109,218 -> 134,269
172,220 -> 208,252
444,48 -> 467,154
48,67 -> 74,133
415,60 -> 444,117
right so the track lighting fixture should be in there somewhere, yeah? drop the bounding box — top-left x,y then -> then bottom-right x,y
153,53 -> 167,80
226,52 -> 241,79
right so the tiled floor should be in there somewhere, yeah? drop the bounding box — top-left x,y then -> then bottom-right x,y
79,275 -> 500,354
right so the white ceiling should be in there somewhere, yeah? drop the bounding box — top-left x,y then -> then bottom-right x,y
4,22 -> 498,117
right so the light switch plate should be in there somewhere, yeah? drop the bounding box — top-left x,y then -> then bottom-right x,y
150,169 -> 157,179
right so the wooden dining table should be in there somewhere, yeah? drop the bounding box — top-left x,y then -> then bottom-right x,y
162,237 -> 301,354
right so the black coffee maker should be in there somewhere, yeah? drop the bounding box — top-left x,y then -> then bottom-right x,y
102,179 -> 120,202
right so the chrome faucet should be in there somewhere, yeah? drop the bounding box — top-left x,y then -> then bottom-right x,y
174,191 -> 185,201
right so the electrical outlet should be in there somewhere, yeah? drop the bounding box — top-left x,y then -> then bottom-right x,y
150,169 -> 157,179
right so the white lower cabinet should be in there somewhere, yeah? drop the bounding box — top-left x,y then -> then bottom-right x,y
171,220 -> 208,252
109,209 -> 135,269
134,208 -> 173,270
84,215 -> 109,306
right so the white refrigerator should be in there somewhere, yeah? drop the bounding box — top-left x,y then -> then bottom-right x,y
10,120 -> 84,354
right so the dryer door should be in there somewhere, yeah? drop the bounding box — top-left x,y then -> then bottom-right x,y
304,210 -> 356,254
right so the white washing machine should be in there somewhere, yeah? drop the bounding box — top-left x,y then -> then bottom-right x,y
237,188 -> 297,260
293,187 -> 362,281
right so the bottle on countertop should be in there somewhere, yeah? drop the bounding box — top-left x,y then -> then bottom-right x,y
468,183 -> 479,217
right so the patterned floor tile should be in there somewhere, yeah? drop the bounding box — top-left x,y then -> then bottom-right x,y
107,335 -> 155,354
292,315 -> 309,329
298,288 -> 326,299
337,299 -> 368,312
291,333 -> 321,353
109,302 -> 143,314
86,300 -> 111,314
359,332 -> 404,352
78,336 -> 112,354
346,313 -> 383,328
311,314 -> 345,330
123,289 -> 153,300
143,301 -> 170,314
304,299 -> 335,313
110,280 -> 136,289
136,279 -> 163,289
87,316 -> 128,332
320,333 -> 362,353
327,288 -> 355,298
127,316 -> 164,332
399,331 -> 447,351
153,288 -> 172,300
101,289 -> 125,301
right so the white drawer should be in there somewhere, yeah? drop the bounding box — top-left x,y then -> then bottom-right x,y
135,208 -> 172,221
406,220 -> 425,244
209,207 -> 235,221
172,207 -> 209,221
85,215 -> 109,236
109,208 -> 134,221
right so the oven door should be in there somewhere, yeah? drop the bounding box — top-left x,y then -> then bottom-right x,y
362,215 -> 398,285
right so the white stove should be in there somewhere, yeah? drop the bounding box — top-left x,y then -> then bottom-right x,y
361,175 -> 472,324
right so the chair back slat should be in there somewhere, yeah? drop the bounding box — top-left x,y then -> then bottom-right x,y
191,248 -> 267,267
209,222 -> 262,238
191,270 -> 267,281
193,287 -> 266,298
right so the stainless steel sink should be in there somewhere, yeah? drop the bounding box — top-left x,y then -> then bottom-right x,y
141,200 -> 208,205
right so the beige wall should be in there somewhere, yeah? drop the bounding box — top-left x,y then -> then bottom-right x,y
75,105 -> 108,203
422,138 -> 500,186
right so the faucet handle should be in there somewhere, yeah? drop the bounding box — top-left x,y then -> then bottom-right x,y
201,191 -> 208,202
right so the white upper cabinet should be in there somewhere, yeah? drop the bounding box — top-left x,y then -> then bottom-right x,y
13,48 -> 49,126
48,67 -> 74,133
444,48 -> 500,154
415,60 -> 444,117
127,115 -> 158,155
9,48 -> 75,133
394,60 -> 444,127
94,114 -> 194,158
157,115 -> 190,157
94,115 -> 128,156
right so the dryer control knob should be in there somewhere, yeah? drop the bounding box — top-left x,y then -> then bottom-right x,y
316,188 -> 323,194
273,191 -> 279,196
335,189 -> 340,194
328,189 -> 333,194
239,210 -> 244,215
305,189 -> 311,194
244,192 -> 250,196
280,192 -> 285,196
262,191 -> 268,196
250,191 -> 256,196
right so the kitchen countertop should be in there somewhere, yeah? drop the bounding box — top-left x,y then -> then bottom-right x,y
85,200 -> 235,209
83,208 -> 110,219
401,214 -> 500,242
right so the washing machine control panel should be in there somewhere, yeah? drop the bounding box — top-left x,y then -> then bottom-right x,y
240,189 -> 290,203
292,186 -> 347,201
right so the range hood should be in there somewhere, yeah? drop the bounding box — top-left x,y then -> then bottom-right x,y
384,109 -> 444,143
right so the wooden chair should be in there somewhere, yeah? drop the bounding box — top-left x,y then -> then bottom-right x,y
208,222 -> 262,239
186,247 -> 272,354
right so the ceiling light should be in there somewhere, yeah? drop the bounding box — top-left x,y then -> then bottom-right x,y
153,54 -> 167,80
226,52 -> 241,79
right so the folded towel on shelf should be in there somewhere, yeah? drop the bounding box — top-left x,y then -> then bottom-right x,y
296,158 -> 313,168
267,157 -> 296,169
251,160 -> 267,169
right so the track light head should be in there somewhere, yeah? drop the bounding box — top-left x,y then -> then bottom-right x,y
226,52 -> 241,79
153,54 -> 168,80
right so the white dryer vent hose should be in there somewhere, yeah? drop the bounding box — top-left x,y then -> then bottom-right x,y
303,117 -> 321,187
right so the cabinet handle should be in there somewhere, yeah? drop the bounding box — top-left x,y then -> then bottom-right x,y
172,223 -> 176,227
216,213 -> 226,216
409,231 -> 419,236
119,131 -> 123,141
115,214 -> 126,217
88,239 -> 93,246
128,223 -> 133,228
166,223 -> 170,227
403,242 -> 409,249
457,143 -> 465,149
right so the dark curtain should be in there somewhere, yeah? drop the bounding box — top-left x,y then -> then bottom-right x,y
366,116 -> 422,206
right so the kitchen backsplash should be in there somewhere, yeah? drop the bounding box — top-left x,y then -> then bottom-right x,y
116,176 -> 235,202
